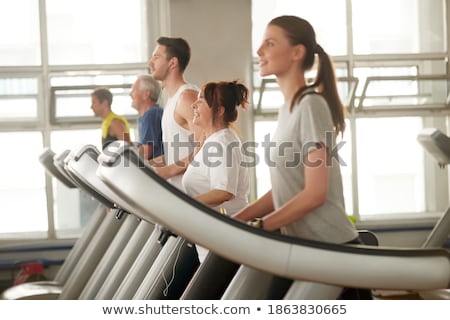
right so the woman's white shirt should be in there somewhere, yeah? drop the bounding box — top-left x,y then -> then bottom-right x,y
182,128 -> 249,215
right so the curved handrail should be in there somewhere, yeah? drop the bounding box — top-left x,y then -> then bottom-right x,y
96,141 -> 450,291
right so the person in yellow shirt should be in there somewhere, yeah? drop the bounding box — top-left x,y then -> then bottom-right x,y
90,87 -> 131,149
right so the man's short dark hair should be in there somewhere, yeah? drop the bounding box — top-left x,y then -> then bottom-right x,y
157,37 -> 191,73
92,87 -> 113,107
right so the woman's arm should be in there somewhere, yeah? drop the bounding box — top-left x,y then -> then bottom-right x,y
232,189 -> 274,222
262,147 -> 329,231
151,155 -> 190,179
195,189 -> 233,208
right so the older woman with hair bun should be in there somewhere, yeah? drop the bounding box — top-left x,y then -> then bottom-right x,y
182,80 -> 250,215
180,81 -> 251,299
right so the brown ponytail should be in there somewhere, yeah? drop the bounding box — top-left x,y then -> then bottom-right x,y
269,15 -> 346,135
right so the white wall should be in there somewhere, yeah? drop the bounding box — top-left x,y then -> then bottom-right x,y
168,0 -> 254,141
168,0 -> 256,198
169,0 -> 252,86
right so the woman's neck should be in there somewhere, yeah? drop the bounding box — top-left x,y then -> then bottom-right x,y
276,70 -> 306,106
204,123 -> 228,139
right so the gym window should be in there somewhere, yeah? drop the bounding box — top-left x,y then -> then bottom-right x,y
251,0 -> 449,221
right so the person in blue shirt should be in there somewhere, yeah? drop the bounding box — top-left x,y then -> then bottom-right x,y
130,74 -> 164,160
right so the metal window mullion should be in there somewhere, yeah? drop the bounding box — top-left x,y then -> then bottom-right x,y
39,0 -> 56,240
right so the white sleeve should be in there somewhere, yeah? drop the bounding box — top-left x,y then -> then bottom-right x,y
204,139 -> 240,196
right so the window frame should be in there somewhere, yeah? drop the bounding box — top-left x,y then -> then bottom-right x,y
252,56 -> 450,222
0,1 -> 155,239
49,83 -> 135,125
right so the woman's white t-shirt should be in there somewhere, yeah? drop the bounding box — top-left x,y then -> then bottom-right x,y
182,128 -> 249,215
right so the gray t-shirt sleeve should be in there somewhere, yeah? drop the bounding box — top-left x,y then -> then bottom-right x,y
298,94 -> 335,153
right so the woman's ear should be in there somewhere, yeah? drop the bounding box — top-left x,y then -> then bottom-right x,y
218,105 -> 226,117
292,44 -> 306,62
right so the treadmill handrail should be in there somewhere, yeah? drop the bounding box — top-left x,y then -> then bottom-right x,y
39,148 -> 77,189
97,141 -> 450,290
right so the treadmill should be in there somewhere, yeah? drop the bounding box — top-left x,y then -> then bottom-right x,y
69,144 -> 199,300
96,140 -> 450,299
1,148 -> 117,299
416,128 -> 450,299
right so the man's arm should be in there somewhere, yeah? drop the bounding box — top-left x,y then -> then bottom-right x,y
149,154 -> 165,165
139,144 -> 153,160
152,89 -> 201,180
175,89 -> 203,144
110,119 -> 131,143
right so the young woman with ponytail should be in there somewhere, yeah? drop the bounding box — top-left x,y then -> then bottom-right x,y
232,15 -> 368,299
